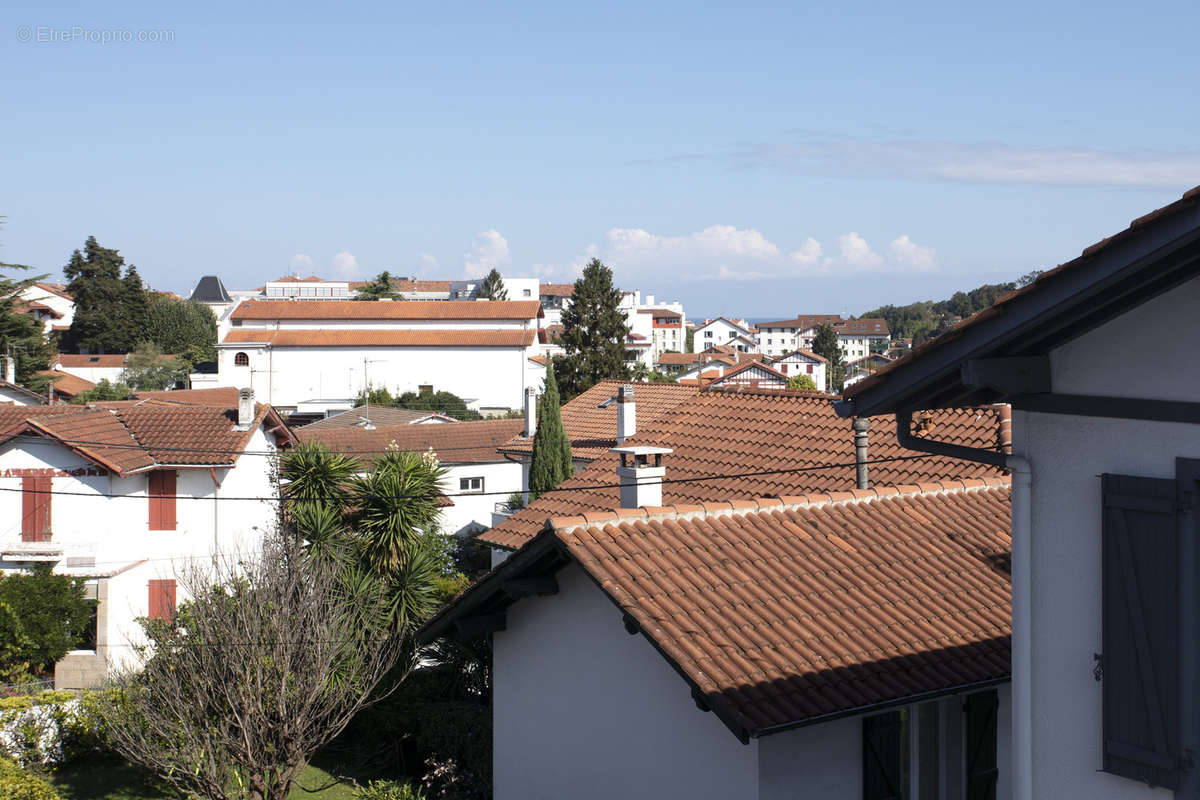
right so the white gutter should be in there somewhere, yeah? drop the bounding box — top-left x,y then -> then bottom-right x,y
1006,453 -> 1033,800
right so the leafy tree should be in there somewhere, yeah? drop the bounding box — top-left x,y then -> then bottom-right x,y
811,324 -> 845,392
356,271 -> 401,300
120,342 -> 189,390
786,374 -> 818,391
685,326 -> 695,353
556,258 -> 631,399
395,388 -> 483,421
69,378 -> 132,403
475,268 -> 507,301
0,565 -> 93,676
62,236 -> 145,354
528,361 -> 572,500
145,295 -> 217,361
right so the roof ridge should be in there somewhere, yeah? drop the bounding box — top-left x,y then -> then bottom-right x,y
548,475 -> 1012,533
107,406 -> 155,462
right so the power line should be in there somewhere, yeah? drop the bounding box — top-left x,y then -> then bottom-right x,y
0,452 -> 992,503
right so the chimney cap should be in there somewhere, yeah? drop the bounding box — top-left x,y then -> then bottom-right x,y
610,445 -> 672,457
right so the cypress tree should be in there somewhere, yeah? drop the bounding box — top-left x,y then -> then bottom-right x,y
62,236 -> 133,354
528,361 -> 572,500
121,265 -> 151,347
811,324 -> 846,391
556,258 -> 631,399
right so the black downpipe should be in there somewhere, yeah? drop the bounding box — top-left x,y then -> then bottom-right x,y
895,409 -> 1008,468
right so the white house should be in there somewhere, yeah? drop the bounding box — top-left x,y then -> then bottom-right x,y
835,317 -> 892,360
17,283 -> 74,335
756,315 -> 890,360
839,185 -> 1200,800
0,390 -> 293,689
695,317 -> 758,352
217,299 -> 545,416
771,349 -> 828,391
423,477 -> 1013,800
450,277 -> 539,301
50,354 -> 129,385
297,417 -> 524,538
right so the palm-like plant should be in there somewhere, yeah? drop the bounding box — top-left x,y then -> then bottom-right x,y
351,451 -> 446,574
281,441 -> 359,513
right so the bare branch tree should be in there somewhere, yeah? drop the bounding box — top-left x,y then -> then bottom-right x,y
97,536 -> 406,800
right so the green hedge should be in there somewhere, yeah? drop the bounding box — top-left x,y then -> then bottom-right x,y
0,757 -> 62,800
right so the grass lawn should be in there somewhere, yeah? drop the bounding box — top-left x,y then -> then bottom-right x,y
47,757 -> 388,800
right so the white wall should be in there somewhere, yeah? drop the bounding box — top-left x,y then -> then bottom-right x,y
219,344 -> 532,412
440,461 -> 522,537
493,564 -> 759,800
1013,276 -> 1200,800
758,715 -> 860,800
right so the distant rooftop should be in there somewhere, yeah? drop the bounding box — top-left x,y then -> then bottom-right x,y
190,275 -> 232,303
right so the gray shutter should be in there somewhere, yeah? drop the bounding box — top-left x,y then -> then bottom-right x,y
966,689 -> 999,800
863,710 -> 904,800
1101,473 -> 1181,789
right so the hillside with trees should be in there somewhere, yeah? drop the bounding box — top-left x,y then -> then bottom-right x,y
860,270 -> 1042,346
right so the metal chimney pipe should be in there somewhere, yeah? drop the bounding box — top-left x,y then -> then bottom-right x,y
852,417 -> 870,490
617,385 -> 636,444
524,386 -> 538,438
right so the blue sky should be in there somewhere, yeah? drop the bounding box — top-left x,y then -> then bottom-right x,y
3,0 -> 1198,318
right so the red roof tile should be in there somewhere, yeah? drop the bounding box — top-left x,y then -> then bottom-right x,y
298,418 -> 523,466
427,480 -> 1011,738
37,371 -> 96,398
230,299 -> 542,321
222,329 -> 537,348
481,389 -> 1008,549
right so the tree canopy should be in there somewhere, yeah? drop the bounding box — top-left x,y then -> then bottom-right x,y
528,361 -> 573,500
145,294 -> 218,363
0,218 -> 56,382
355,386 -> 484,420
556,258 -> 631,399
356,271 -> 401,300
786,374 -> 818,391
120,342 -> 190,390
475,268 -> 508,300
61,236 -> 146,354
811,324 -> 845,392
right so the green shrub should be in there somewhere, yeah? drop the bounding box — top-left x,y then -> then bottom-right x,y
0,757 -> 62,799
0,567 -> 93,675
356,779 -> 427,800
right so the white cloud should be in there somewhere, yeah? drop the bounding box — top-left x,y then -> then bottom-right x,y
419,252 -> 439,272
888,235 -> 936,271
332,251 -> 359,279
289,253 -> 315,274
462,229 -> 511,278
789,237 -> 822,266
732,138 -> 1200,189
835,232 -> 883,269
606,224 -> 781,260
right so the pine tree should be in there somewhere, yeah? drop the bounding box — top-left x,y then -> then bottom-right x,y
121,265 -> 151,346
62,236 -> 135,354
528,361 -> 573,500
476,268 -> 508,300
556,258 -> 631,399
811,324 -> 845,391
0,218 -> 55,383
356,271 -> 400,300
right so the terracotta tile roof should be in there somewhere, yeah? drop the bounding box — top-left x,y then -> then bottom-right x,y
834,318 -> 891,336
0,397 -> 294,475
498,380 -> 699,461
302,405 -> 458,430
229,299 -> 542,321
19,301 -> 64,318
297,418 -> 523,466
133,387 -> 242,407
481,388 -> 1009,549
844,185 -> 1200,404
222,329 -> 537,348
54,354 -> 128,368
426,479 -> 1011,739
774,349 -> 827,363
657,352 -> 735,367
527,354 -> 549,366
757,314 -> 844,329
37,370 -> 96,398
539,283 -> 575,297
696,316 -> 756,335
708,359 -> 788,385
33,283 -> 73,301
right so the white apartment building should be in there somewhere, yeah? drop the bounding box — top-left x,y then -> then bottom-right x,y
217,299 -> 545,416
756,315 -> 890,360
695,318 -> 758,352
620,292 -> 687,366
450,277 -> 540,301
0,391 -> 292,689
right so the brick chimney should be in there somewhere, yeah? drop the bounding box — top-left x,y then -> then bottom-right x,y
612,445 -> 672,508
237,388 -> 255,429
617,384 -> 635,444
524,386 -> 538,438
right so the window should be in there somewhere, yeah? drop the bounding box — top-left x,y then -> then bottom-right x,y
21,476 -> 51,542
806,364 -> 813,374
459,477 -> 484,493
234,352 -> 250,366
148,470 -> 177,531
705,331 -> 713,338
523,288 -> 532,297
148,579 -> 176,621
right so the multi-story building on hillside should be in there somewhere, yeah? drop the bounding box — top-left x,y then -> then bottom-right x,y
756,314 -> 890,359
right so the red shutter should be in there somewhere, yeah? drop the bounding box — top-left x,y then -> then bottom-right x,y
21,477 -> 51,542
21,477 -> 37,541
148,471 -> 177,531
148,579 -> 176,621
